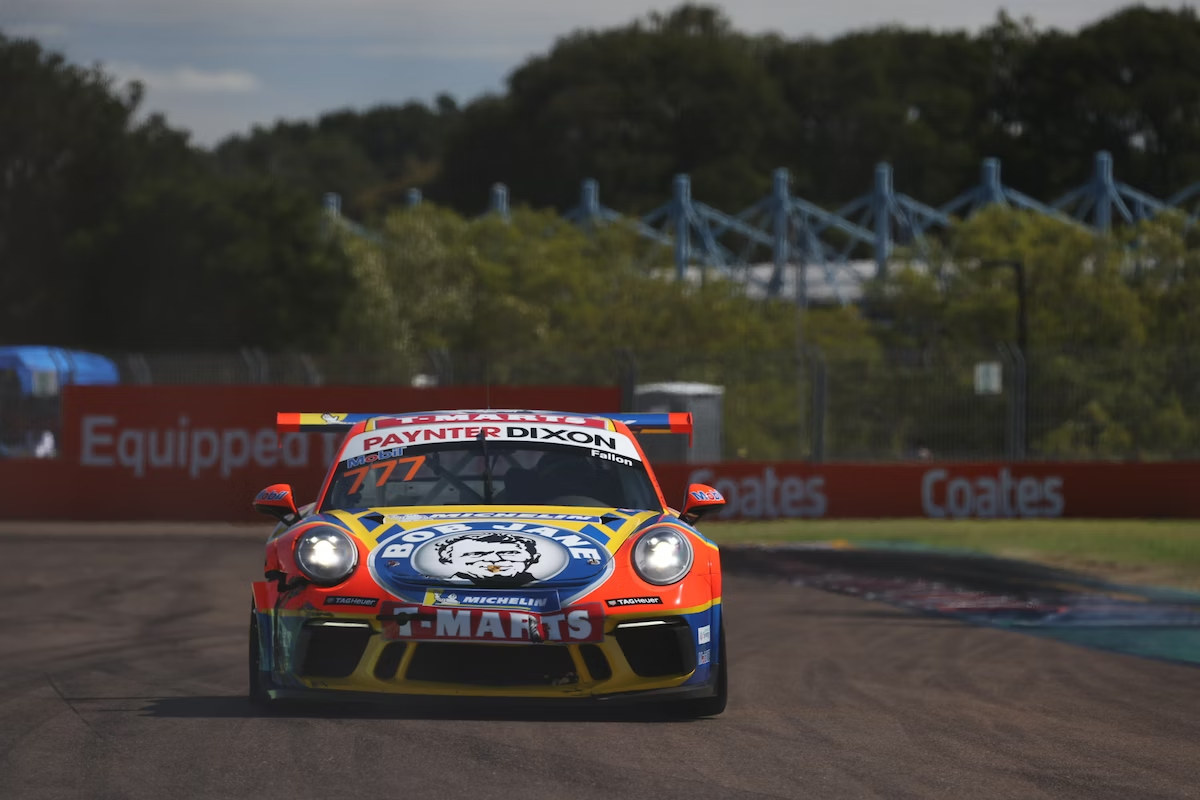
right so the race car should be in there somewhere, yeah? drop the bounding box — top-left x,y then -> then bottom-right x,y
249,410 -> 728,715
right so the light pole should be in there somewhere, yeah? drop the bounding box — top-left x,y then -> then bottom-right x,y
981,259 -> 1029,459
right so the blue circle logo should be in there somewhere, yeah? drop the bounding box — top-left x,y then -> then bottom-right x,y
369,520 -> 610,593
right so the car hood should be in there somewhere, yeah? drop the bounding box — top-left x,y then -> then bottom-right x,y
317,505 -> 663,604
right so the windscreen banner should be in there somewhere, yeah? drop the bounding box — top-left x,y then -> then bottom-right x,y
653,462 -> 1200,520
1,385 -> 621,521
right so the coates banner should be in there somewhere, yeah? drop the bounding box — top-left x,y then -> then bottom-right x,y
654,462 -> 1200,520
2,384 -> 619,521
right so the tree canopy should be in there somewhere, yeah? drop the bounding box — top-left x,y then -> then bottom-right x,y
208,5 -> 1200,216
0,32 -> 350,349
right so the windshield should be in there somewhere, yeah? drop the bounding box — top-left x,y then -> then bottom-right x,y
321,442 -> 659,512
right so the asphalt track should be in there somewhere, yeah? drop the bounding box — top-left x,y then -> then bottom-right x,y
1,524 -> 1198,800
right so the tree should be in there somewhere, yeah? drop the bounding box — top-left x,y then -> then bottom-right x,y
0,33 -> 353,350
868,207 -> 1200,459
0,34 -> 147,342
993,7 -> 1200,199
764,26 -> 993,205
77,173 -> 350,350
214,98 -> 458,218
430,5 -> 789,214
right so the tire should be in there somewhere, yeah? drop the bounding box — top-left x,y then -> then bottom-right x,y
675,621 -> 728,718
248,609 -> 274,708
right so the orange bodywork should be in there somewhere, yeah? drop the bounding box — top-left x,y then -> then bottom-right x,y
252,411 -> 723,701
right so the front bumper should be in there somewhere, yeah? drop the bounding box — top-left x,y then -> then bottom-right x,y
256,606 -> 720,702
266,674 -> 720,706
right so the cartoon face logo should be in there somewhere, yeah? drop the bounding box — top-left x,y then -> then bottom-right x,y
432,592 -> 459,605
436,533 -> 541,583
408,529 -> 572,587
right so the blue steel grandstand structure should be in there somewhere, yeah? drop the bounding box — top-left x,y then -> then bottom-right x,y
324,151 -> 1200,303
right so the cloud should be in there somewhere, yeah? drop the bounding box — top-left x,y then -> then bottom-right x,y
4,23 -> 69,40
106,63 -> 260,94
354,42 -> 531,61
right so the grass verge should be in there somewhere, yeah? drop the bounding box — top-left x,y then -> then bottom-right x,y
702,519 -> 1200,591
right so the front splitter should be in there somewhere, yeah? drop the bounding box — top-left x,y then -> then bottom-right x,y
266,673 -> 718,707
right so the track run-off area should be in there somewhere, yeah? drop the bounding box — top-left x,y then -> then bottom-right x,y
1,524 -> 1197,800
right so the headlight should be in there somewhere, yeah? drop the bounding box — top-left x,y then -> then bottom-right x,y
632,526 -> 694,586
294,526 -> 358,585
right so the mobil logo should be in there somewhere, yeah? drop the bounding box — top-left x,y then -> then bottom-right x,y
921,468 -> 1064,519
368,521 -> 612,596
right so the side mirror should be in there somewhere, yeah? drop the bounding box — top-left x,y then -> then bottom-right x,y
680,483 -> 725,525
253,484 -> 299,524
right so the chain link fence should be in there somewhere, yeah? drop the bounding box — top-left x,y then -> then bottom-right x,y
4,346 -> 1200,461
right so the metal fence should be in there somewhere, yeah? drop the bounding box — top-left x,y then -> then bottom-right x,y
4,347 -> 1200,462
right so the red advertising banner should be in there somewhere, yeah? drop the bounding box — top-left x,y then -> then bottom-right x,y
654,461 -> 1200,520
1,384 -> 620,521
2,383 -> 1197,522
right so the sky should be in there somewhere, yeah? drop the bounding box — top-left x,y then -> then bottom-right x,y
2,1 -> 1191,147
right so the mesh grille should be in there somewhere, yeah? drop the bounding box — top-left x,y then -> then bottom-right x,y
298,626 -> 372,678
406,643 -> 578,686
614,620 -> 695,678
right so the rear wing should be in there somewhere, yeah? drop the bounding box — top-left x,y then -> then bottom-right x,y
608,413 -> 693,444
276,411 -> 693,444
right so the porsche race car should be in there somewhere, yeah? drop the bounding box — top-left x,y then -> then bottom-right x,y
250,410 -> 728,715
